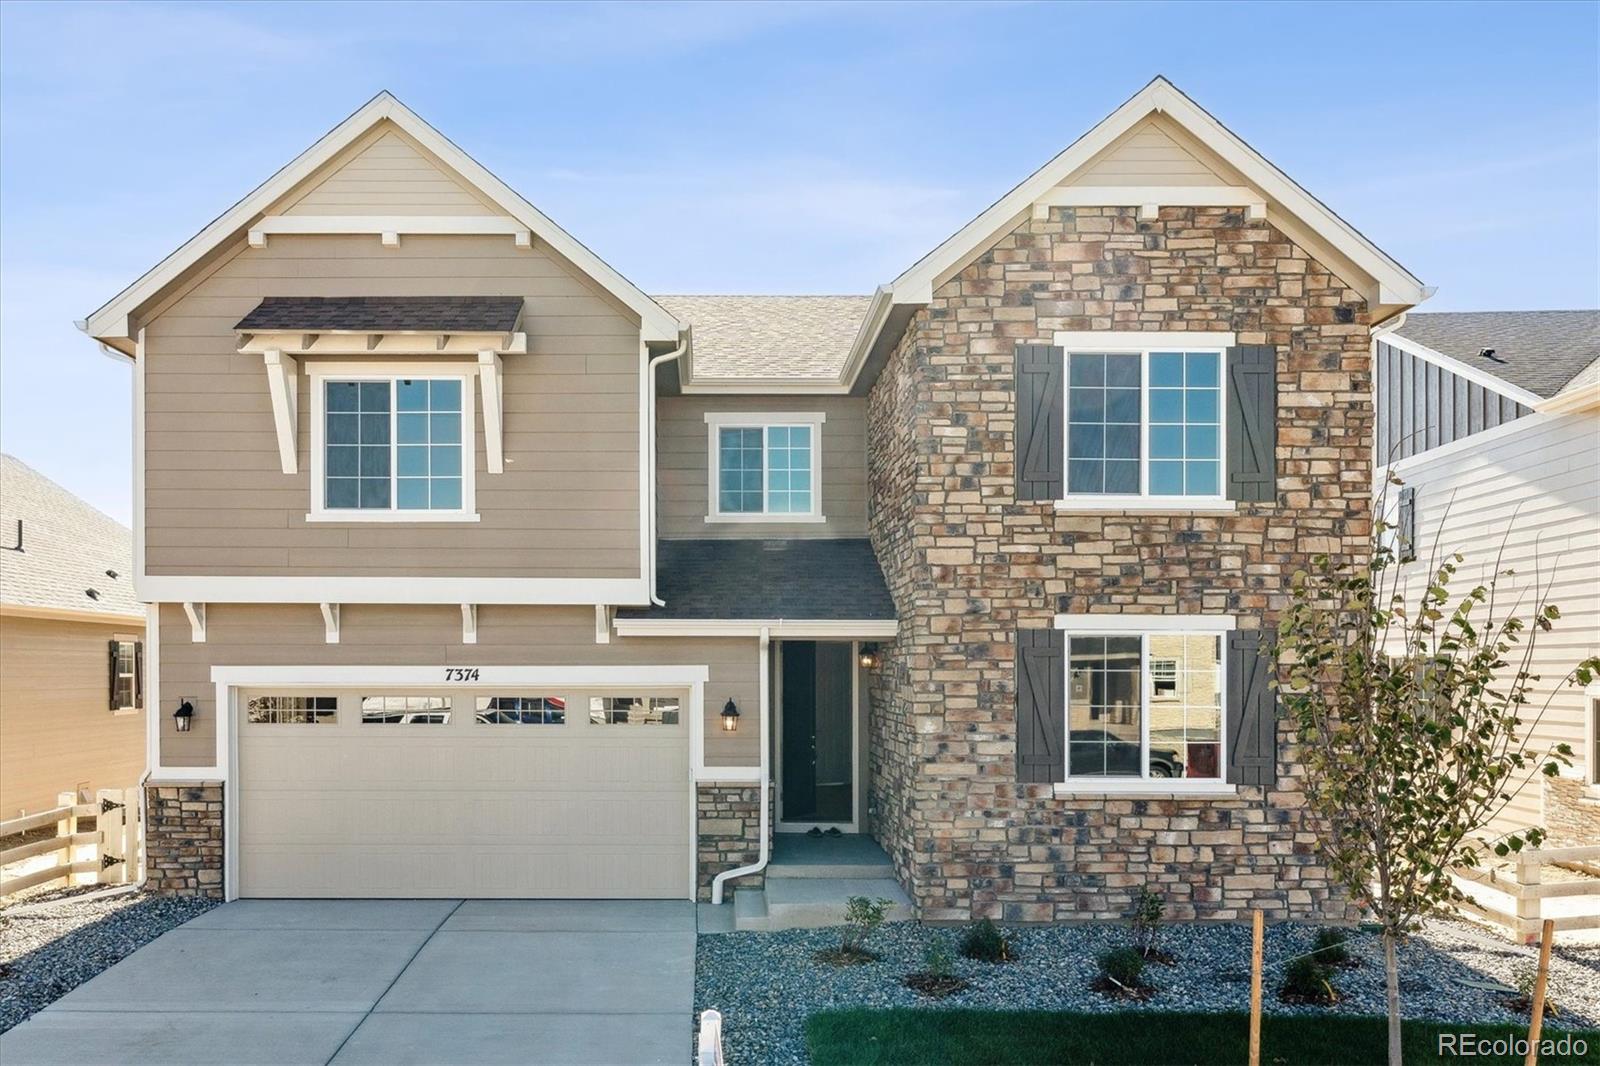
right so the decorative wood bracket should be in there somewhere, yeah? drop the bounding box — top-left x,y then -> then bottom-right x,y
320,603 -> 340,645
460,603 -> 478,645
594,604 -> 612,645
262,350 -> 300,474
182,602 -> 206,643
478,351 -> 505,474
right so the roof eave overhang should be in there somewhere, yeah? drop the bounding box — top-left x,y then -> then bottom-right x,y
1538,381 -> 1600,414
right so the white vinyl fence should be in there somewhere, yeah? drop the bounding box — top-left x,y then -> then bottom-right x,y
0,788 -> 142,898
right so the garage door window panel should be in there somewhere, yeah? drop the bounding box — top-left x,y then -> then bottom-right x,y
247,695 -> 338,725
589,696 -> 681,726
476,696 -> 566,725
361,695 -> 453,725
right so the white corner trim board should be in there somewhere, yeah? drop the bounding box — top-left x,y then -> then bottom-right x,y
246,214 -> 532,248
1053,612 -> 1237,633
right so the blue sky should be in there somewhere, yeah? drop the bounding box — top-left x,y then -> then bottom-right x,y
2,0 -> 1595,524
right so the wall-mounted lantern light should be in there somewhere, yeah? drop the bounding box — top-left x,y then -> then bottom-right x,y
173,700 -> 195,733
858,644 -> 881,669
720,698 -> 741,733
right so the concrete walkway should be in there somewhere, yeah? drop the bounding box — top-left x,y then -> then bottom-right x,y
0,899 -> 696,1065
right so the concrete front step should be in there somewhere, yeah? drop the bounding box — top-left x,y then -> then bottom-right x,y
767,833 -> 897,880
734,876 -> 913,931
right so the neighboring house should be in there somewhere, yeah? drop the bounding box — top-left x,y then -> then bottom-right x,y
0,455 -> 146,818
83,77 -> 1431,918
1374,312 -> 1600,848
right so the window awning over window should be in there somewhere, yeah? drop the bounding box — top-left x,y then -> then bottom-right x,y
240,297 -> 522,477
235,296 -> 527,356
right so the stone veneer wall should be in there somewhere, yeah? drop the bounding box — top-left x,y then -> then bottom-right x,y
1544,776 -> 1600,848
866,205 -> 1372,922
144,782 -> 224,897
697,782 -> 770,901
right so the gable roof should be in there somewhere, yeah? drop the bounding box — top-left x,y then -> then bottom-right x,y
82,92 -> 680,351
655,295 -> 871,384
841,76 -> 1431,392
1389,311 -> 1600,400
0,455 -> 141,622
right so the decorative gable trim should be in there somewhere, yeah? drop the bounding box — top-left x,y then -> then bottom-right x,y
82,92 -> 680,349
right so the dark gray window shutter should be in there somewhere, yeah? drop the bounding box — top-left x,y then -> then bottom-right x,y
1397,486 -> 1417,563
108,640 -> 120,710
134,641 -> 145,708
1226,629 -> 1278,786
1016,628 -> 1065,783
1226,346 -> 1277,503
1015,344 -> 1064,500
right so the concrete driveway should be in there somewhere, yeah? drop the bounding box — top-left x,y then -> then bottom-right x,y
0,899 -> 696,1065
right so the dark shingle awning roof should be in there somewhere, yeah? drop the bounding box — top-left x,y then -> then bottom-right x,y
236,296 -> 524,333
617,539 -> 895,621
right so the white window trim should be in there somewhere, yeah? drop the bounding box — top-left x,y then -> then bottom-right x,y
1051,331 -> 1235,513
703,411 -> 826,524
1586,682 -> 1600,794
307,361 -> 479,523
1053,612 -> 1236,795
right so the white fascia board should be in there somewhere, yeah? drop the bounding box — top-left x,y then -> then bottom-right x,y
678,380 -> 853,395
1378,332 -> 1544,409
137,576 -> 650,606
1539,381 -> 1600,414
84,91 -> 681,345
836,285 -> 896,392
211,664 -> 711,686
0,604 -> 147,627
1053,612 -> 1237,633
613,618 -> 898,639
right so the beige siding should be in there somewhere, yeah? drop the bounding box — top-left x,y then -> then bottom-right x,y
0,615 -> 146,817
142,234 -> 642,578
1065,117 -> 1231,188
156,603 -> 761,768
1391,410 -> 1600,835
658,395 -> 868,539
281,126 -> 498,217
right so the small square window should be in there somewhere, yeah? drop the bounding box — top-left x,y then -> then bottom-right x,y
709,416 -> 823,520
588,696 -> 680,726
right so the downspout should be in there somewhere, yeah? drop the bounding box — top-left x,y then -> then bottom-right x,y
711,625 -> 771,905
646,333 -> 688,606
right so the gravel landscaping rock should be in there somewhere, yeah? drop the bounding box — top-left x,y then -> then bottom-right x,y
695,918 -> 1600,1066
0,887 -> 216,1033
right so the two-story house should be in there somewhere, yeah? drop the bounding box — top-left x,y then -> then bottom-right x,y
85,78 -> 1428,922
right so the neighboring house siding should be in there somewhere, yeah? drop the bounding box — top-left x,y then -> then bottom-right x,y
141,233 -> 642,579
1374,339 -> 1529,464
866,205 -> 1371,922
155,603 -> 761,768
0,615 -> 146,816
1390,410 -> 1600,835
656,394 -> 868,539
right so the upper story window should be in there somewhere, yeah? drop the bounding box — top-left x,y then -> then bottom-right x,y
704,411 -> 825,523
310,369 -> 477,523
1065,349 -> 1222,500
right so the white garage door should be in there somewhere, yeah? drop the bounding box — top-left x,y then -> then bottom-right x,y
236,686 -> 691,898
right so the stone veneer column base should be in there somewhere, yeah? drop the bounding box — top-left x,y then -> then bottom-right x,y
696,781 -> 770,902
144,782 -> 225,897
1545,776 -> 1600,847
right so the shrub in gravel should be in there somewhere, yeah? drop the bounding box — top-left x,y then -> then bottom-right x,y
1312,927 -> 1353,967
1093,946 -> 1153,1000
1508,962 -> 1563,1020
1280,955 -> 1340,1006
959,918 -> 1014,963
1130,885 -> 1174,963
904,934 -> 969,998
815,895 -> 891,966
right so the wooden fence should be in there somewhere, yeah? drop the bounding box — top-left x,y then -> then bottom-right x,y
1453,844 -> 1600,941
0,788 -> 142,898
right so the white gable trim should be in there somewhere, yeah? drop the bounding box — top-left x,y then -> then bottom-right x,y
841,77 -> 1429,388
1378,332 -> 1543,409
82,92 -> 680,346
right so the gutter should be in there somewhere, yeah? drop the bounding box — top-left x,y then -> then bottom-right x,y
711,625 -> 771,905
645,333 -> 688,607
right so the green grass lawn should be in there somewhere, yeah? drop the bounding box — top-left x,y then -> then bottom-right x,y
806,1009 -> 1600,1066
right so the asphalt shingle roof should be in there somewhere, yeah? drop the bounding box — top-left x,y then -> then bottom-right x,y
1392,311 -> 1600,399
0,455 -> 139,618
618,539 -> 894,621
236,296 -> 525,333
655,295 -> 871,381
